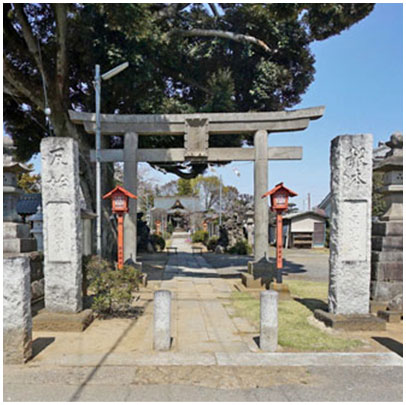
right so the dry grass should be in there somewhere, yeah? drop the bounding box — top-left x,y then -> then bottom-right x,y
230,280 -> 363,352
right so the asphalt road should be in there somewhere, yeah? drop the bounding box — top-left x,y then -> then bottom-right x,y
204,247 -> 329,282
3,365 -> 402,402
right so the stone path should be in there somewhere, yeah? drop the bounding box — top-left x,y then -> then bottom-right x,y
155,232 -> 258,353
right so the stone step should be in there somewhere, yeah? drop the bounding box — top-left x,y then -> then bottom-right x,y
372,250 -> 403,262
371,261 -> 403,282
377,310 -> 403,323
3,238 -> 37,253
372,221 -> 403,236
371,236 -> 403,251
370,280 -> 403,302
3,222 -> 31,239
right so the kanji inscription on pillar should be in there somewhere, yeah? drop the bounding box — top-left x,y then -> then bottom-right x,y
41,137 -> 82,313
328,134 -> 373,315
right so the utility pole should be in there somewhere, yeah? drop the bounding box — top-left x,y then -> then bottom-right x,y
308,193 -> 311,211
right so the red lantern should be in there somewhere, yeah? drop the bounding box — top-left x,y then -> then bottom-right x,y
262,182 -> 297,271
103,185 -> 137,269
262,182 -> 297,212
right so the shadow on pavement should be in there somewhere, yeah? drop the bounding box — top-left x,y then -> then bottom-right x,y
372,337 -> 403,357
31,337 -> 55,360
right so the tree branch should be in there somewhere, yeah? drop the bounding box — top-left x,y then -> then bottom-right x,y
208,4 -> 220,17
3,58 -> 44,110
13,4 -> 49,87
154,3 -> 190,20
171,28 -> 274,54
52,4 -> 68,101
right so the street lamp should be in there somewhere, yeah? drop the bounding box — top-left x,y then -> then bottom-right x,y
94,61 -> 129,256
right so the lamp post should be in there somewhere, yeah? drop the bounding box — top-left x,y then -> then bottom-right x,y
94,61 -> 129,256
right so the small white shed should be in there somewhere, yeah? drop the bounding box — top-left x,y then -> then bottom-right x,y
283,211 -> 327,248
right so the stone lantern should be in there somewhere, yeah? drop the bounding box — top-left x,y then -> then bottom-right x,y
3,136 -> 31,222
3,136 -> 37,253
27,205 -> 43,251
370,132 -> 403,311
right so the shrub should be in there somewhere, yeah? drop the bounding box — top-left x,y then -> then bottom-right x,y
150,233 -> 166,251
86,256 -> 141,316
207,236 -> 219,252
192,230 -> 209,245
228,239 -> 252,255
166,223 -> 174,234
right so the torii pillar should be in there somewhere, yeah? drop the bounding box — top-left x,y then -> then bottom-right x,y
254,130 -> 269,261
123,132 -> 138,264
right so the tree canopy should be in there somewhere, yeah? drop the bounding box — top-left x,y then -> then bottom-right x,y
4,3 -> 374,162
4,3 -> 374,252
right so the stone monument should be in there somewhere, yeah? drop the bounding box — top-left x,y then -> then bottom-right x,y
370,132 -> 403,321
315,134 -> 385,330
41,137 -> 83,313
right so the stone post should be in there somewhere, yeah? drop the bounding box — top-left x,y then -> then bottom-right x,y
254,130 -> 269,261
154,290 -> 172,351
3,256 -> 32,363
260,290 -> 278,351
328,134 -> 373,315
124,132 -> 138,263
41,137 -> 82,313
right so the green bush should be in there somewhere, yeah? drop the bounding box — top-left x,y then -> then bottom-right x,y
192,230 -> 209,245
207,236 -> 219,251
86,256 -> 141,316
166,223 -> 174,234
150,233 -> 166,251
228,239 -> 252,255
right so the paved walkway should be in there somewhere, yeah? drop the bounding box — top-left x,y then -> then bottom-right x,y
160,232 -> 257,353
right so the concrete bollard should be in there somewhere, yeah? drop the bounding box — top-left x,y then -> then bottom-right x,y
3,256 -> 32,363
154,290 -> 172,351
260,290 -> 278,352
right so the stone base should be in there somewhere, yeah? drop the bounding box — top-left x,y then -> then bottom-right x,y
3,222 -> 31,239
369,301 -> 388,314
370,281 -> 403,302
241,272 -> 271,289
33,309 -> 94,332
3,238 -> 37,253
241,274 -> 290,299
377,310 -> 403,323
314,310 -> 386,331
3,329 -> 32,364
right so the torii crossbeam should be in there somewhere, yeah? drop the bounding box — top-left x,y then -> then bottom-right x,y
69,106 -> 324,262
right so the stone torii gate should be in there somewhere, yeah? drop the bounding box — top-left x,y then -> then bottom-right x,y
69,106 -> 324,262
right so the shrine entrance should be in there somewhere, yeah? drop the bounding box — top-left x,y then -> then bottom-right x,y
70,107 -> 324,262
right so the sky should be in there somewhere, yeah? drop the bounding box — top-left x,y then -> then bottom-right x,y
26,3 -> 404,209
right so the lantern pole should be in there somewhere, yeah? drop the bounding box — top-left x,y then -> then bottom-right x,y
117,213 -> 124,269
276,211 -> 283,270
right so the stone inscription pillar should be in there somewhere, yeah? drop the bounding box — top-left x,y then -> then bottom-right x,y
328,134 -> 373,315
124,132 -> 138,262
41,137 -> 82,313
254,130 -> 269,261
3,256 -> 32,363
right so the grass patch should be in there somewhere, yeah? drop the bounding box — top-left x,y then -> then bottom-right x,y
230,280 -> 363,352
